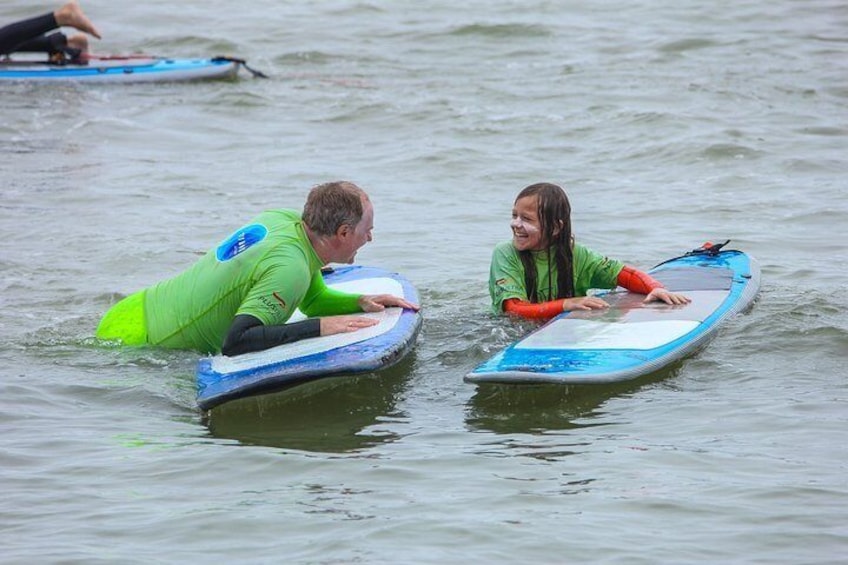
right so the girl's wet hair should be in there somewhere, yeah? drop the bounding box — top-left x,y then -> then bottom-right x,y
515,182 -> 575,301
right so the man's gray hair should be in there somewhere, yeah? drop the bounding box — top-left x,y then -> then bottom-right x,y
302,181 -> 368,236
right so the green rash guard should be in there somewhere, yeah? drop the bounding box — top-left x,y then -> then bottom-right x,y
489,240 -> 624,313
142,209 -> 361,353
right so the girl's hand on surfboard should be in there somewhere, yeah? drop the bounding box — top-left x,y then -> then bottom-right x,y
358,294 -> 420,313
562,296 -> 610,311
320,315 -> 379,336
644,288 -> 691,306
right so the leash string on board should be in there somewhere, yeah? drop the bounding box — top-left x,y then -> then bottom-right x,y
686,239 -> 731,257
212,56 -> 269,79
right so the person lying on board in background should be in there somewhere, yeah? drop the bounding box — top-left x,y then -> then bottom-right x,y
0,1 -> 100,63
489,182 -> 690,320
96,181 -> 419,356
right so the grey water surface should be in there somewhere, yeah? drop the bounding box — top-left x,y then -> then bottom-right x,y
2,1 -> 847,563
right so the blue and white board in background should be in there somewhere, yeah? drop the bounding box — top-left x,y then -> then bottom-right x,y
0,55 -> 244,83
466,243 -> 760,385
196,266 -> 422,410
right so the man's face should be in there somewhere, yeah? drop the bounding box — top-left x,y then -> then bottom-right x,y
339,200 -> 374,263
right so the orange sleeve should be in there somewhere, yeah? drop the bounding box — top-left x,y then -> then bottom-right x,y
616,265 -> 663,294
503,298 -> 565,320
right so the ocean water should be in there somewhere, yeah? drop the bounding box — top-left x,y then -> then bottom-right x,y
1,1 -> 847,563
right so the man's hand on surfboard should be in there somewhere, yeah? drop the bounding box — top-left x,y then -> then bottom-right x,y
320,315 -> 380,336
358,294 -> 420,313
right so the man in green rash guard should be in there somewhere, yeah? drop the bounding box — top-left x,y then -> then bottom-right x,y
96,181 -> 419,356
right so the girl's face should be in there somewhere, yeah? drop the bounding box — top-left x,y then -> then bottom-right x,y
510,195 -> 546,251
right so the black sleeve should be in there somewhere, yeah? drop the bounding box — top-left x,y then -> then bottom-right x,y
13,31 -> 66,54
221,314 -> 321,357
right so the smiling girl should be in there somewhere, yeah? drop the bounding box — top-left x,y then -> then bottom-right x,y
489,182 -> 690,320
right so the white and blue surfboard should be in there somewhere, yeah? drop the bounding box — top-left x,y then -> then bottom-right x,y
0,55 -> 254,83
196,266 -> 422,410
466,243 -> 760,385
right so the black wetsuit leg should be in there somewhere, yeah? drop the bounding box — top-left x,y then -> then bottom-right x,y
222,314 -> 321,357
0,12 -> 60,54
12,32 -> 67,54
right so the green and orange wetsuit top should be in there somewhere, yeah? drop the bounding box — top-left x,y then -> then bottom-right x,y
489,240 -> 662,320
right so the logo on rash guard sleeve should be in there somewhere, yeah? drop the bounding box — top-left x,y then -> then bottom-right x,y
216,224 -> 268,261
259,293 -> 291,323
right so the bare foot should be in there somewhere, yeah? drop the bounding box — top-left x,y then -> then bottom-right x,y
55,1 -> 101,39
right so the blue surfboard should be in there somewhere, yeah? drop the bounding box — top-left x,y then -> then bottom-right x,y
0,55 -> 244,83
196,266 -> 422,410
466,243 -> 760,385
